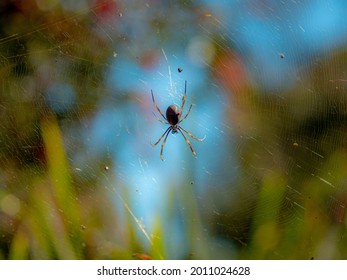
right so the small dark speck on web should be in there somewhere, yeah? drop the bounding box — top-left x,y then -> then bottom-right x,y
178,67 -> 183,73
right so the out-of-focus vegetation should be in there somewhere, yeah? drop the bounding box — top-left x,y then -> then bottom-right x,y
210,49 -> 347,259
1,0 -> 347,260
0,0 -> 140,259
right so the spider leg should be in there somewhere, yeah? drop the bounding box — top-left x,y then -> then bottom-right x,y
179,104 -> 192,124
160,128 -> 172,161
180,80 -> 187,114
178,128 -> 197,157
152,127 -> 171,147
153,112 -> 169,124
179,126 -> 206,142
151,90 -> 167,121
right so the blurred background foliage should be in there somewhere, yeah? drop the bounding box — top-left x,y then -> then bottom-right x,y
1,0 -> 347,259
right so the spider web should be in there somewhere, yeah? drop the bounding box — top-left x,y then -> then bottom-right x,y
0,0 -> 347,260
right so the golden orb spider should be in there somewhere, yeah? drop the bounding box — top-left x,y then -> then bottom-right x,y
151,80 -> 205,160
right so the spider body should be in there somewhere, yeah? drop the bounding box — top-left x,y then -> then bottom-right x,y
166,105 -> 180,128
151,81 -> 205,160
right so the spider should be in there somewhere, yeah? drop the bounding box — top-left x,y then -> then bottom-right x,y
151,80 -> 205,160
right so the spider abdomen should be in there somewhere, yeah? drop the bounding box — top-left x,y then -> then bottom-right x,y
166,105 -> 181,125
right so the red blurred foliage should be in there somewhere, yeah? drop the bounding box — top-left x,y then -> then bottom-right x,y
139,50 -> 159,69
93,0 -> 119,24
214,51 -> 249,103
214,50 -> 255,135
132,253 -> 152,260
